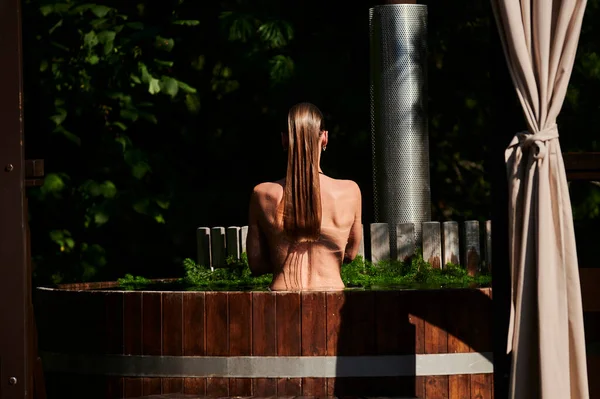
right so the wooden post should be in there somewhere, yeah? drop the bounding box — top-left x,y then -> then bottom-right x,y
463,221 -> 481,276
443,221 -> 460,266
196,228 -> 211,269
226,226 -> 241,260
210,227 -> 226,268
423,222 -> 442,269
0,0 -> 31,396
370,223 -> 390,263
396,223 -> 415,262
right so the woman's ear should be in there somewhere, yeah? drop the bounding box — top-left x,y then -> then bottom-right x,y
321,130 -> 329,149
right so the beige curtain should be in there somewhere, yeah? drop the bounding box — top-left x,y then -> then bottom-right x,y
490,0 -> 589,398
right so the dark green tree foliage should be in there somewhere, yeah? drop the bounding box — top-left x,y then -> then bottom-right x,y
22,0 -> 599,284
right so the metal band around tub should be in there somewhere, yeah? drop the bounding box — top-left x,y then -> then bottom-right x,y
40,352 -> 493,377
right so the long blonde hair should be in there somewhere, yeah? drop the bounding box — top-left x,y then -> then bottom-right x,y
282,103 -> 324,242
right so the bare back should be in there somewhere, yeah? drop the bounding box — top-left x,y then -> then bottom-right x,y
247,174 -> 362,291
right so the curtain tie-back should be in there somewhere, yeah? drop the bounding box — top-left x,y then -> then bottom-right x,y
510,123 -> 559,160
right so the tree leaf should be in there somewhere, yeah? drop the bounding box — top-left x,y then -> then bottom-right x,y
91,5 -> 112,18
148,78 -> 161,94
154,59 -> 174,67
97,30 -> 116,44
177,80 -> 197,93
83,31 -> 99,48
40,5 -> 54,16
160,76 -> 179,98
155,36 -> 174,52
127,22 -> 144,30
49,19 -> 63,35
173,20 -> 199,26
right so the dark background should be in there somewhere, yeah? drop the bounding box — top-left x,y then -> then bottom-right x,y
21,0 -> 600,284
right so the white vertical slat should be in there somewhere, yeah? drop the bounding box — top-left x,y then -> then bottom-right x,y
211,227 -> 226,268
443,221 -> 460,266
240,225 -> 249,255
423,222 -> 442,269
370,223 -> 390,264
485,220 -> 492,272
463,220 -> 481,276
226,226 -> 241,260
196,227 -> 211,269
357,224 -> 365,259
397,223 -> 415,262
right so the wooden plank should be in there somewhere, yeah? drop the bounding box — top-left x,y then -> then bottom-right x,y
301,292 -> 327,396
124,378 -> 142,398
163,293 -> 183,394
124,293 -> 142,356
370,222 -> 390,263
463,220 -> 481,276
443,221 -> 460,266
162,378 -> 183,394
329,291 -> 376,396
183,292 -> 205,356
397,223 -> 415,262
240,225 -> 249,254
105,292 -> 124,398
211,227 -> 226,267
470,289 -> 493,399
485,220 -> 492,272
142,292 -> 162,356
276,292 -> 302,395
229,292 -> 253,396
206,292 -> 229,396
252,292 -> 277,396
227,226 -> 241,260
423,222 -> 442,268
409,291 -> 426,398
142,378 -> 161,396
183,378 -> 206,396
196,227 -> 211,268
375,291 -> 414,397
424,291 -> 449,399
447,291 -> 471,399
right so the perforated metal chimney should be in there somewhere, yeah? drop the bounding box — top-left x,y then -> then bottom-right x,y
369,4 -> 430,248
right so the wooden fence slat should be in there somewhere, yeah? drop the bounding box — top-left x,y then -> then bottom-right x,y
464,221 -> 481,276
183,292 -> 206,395
211,227 -> 226,268
358,224 -> 365,258
226,226 -> 241,260
370,223 -> 390,263
443,221 -> 460,266
162,293 -> 183,394
397,223 -> 415,262
196,227 -> 211,268
485,220 -> 492,272
301,292 -> 327,396
240,225 -> 248,255
276,292 -> 302,395
229,292 -> 253,396
206,292 -> 229,396
424,292 -> 449,398
252,292 -> 277,396
423,222 -> 442,269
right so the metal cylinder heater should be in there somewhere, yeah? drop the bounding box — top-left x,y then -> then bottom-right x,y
369,4 -> 430,246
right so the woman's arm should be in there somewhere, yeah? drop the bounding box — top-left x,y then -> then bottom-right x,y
344,183 -> 362,263
246,186 -> 273,275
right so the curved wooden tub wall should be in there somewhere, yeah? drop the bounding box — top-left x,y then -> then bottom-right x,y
35,284 -> 494,399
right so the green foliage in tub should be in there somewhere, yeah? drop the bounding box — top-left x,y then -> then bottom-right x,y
118,251 -> 491,290
117,274 -> 152,290
182,253 -> 272,289
341,251 -> 491,289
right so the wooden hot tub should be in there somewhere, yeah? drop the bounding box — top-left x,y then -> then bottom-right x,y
35,283 -> 493,399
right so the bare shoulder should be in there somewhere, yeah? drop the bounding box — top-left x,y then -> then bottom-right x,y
252,180 -> 284,202
329,178 -> 361,198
